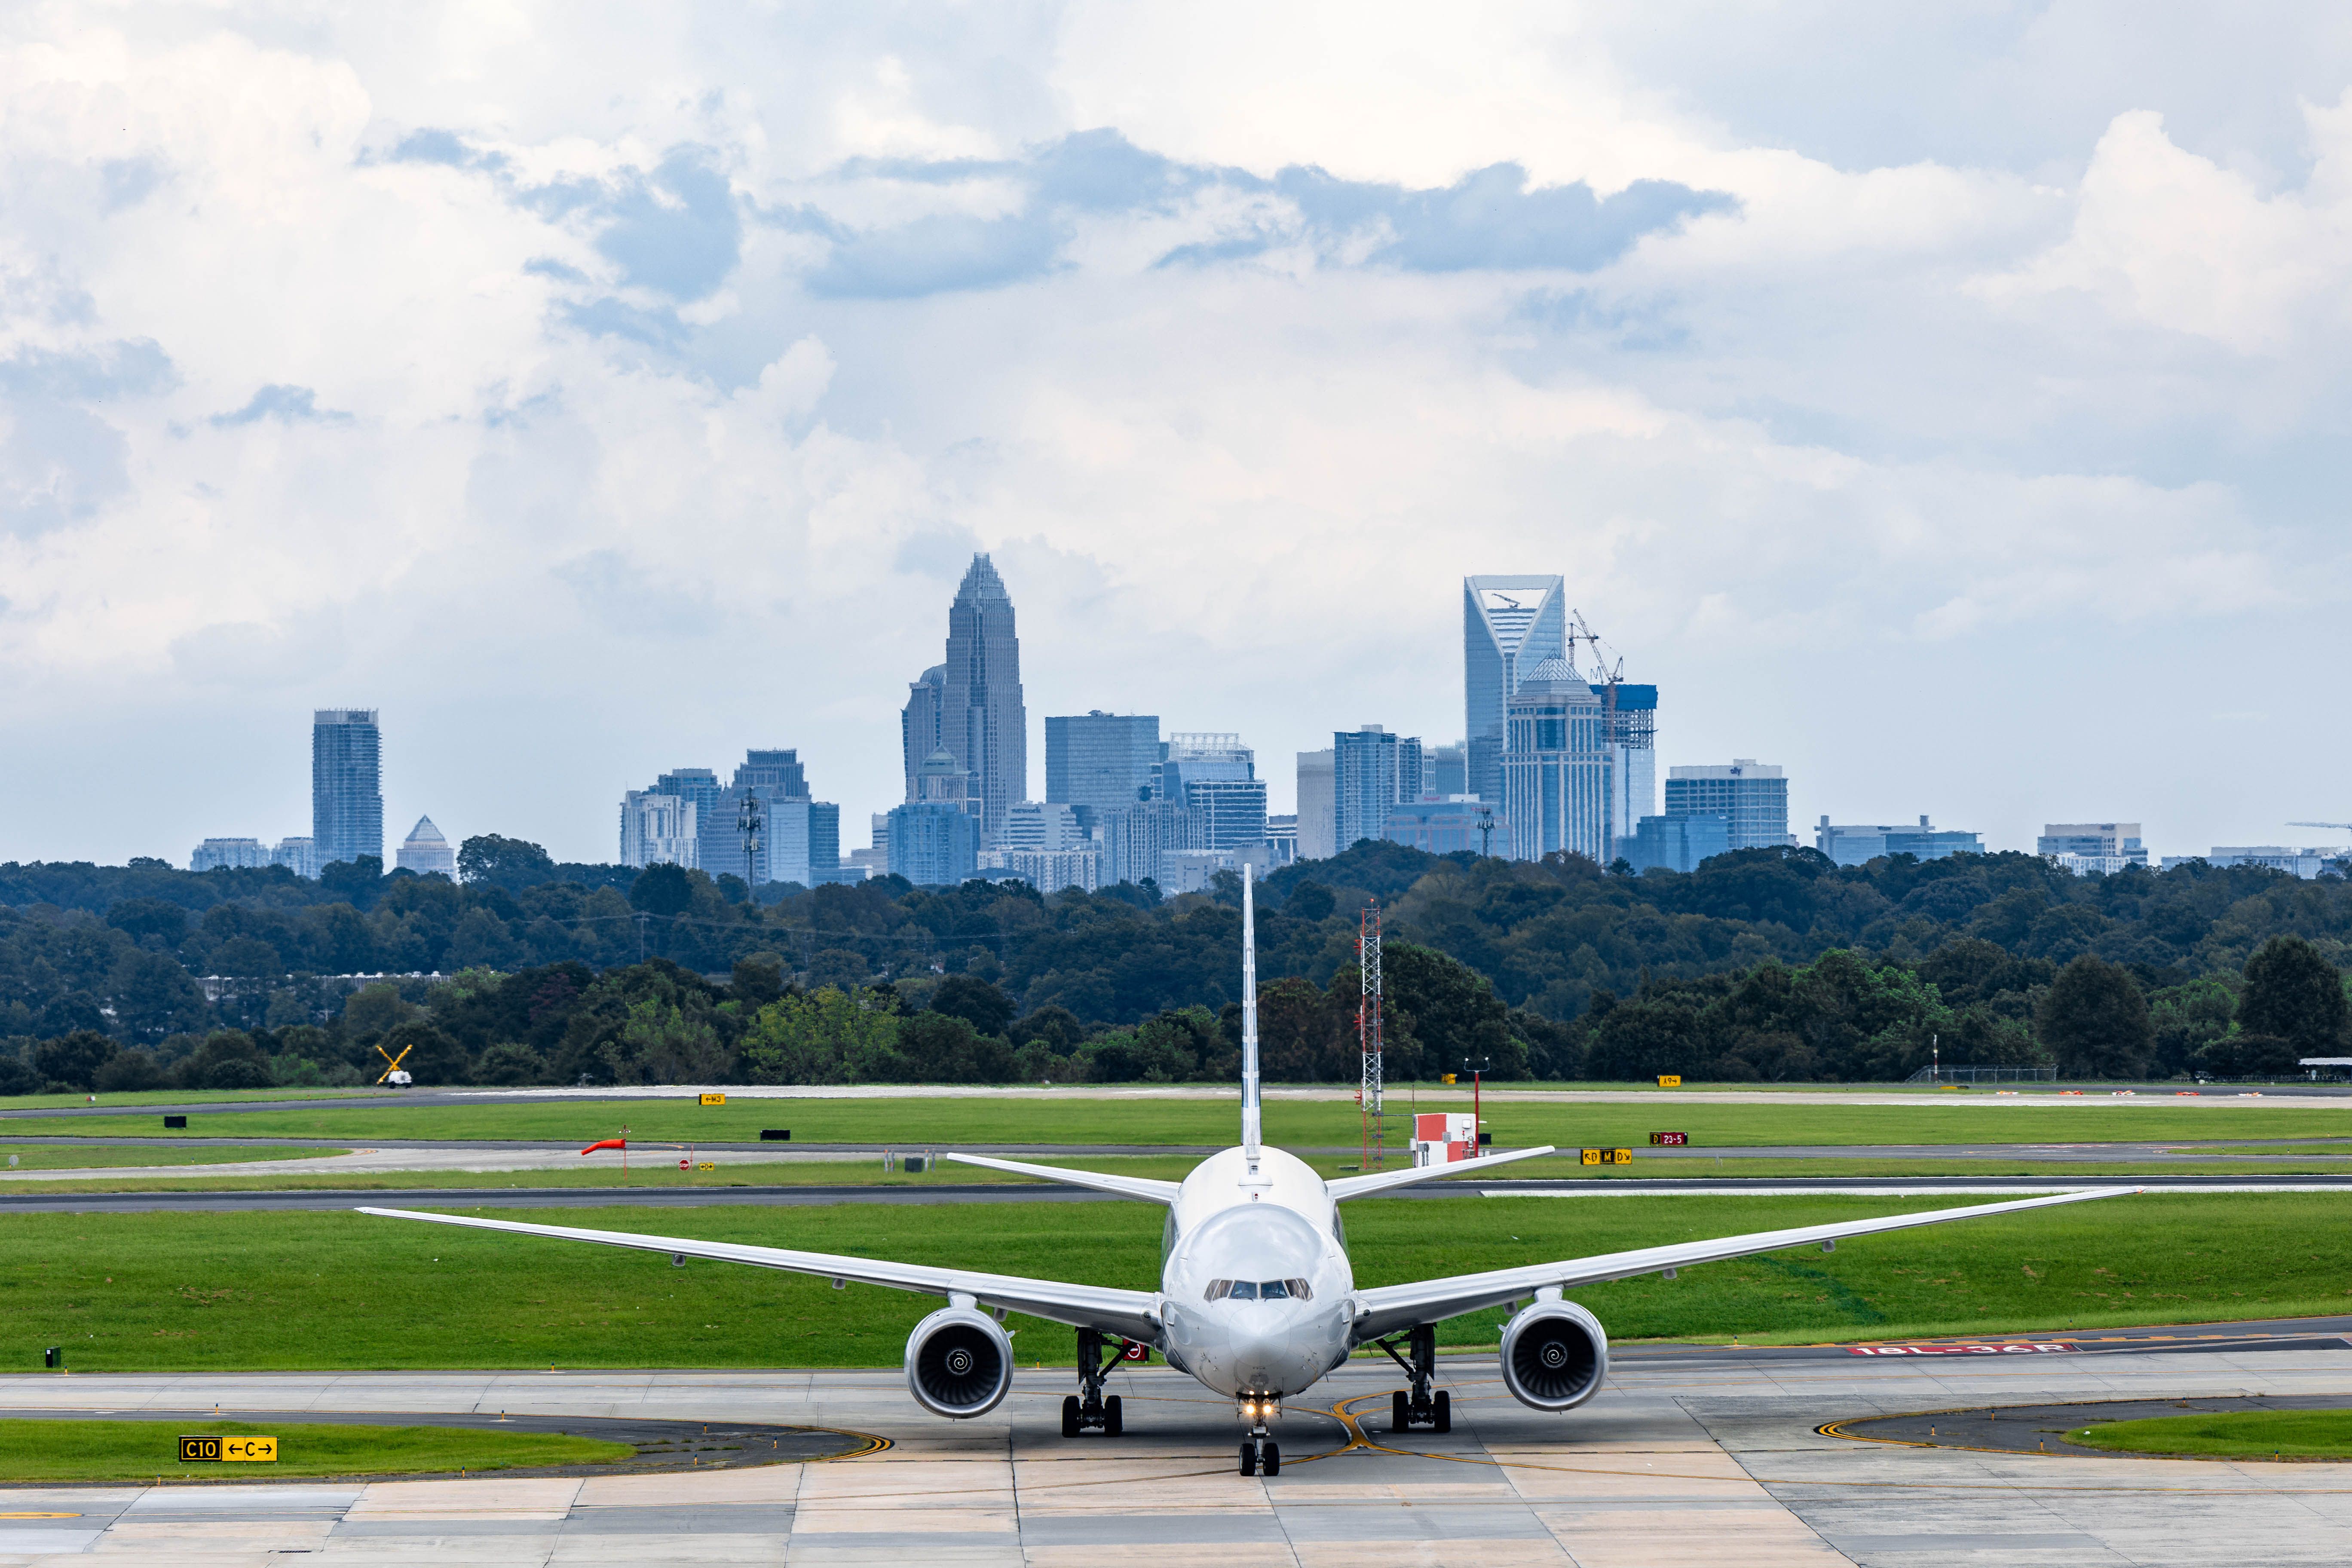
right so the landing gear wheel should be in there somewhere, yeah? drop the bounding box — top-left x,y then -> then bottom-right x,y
1239,1440 -> 1259,1476
1104,1394 -> 1124,1437
1061,1395 -> 1081,1438
1261,1440 -> 1280,1476
1392,1390 -> 1410,1433
1433,1389 -> 1452,1434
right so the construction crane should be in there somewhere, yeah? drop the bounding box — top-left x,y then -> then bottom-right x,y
1570,610 -> 1627,850
2288,822 -> 2352,833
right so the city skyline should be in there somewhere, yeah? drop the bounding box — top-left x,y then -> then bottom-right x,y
6,10 -> 2349,866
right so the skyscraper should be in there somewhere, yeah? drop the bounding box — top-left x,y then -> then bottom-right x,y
1334,726 -> 1421,853
937,554 -> 1027,839
695,748 -> 838,888
312,708 -> 383,870
1464,576 -> 1566,803
901,667 -> 945,801
1045,711 -> 1160,833
1160,733 -> 1268,851
1295,749 -> 1335,861
1606,684 -> 1659,842
619,792 -> 698,868
1666,761 -> 1791,851
1501,659 -> 1612,863
887,801 -> 980,886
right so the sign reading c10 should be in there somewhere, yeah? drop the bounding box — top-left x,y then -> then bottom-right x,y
180,1435 -> 277,1463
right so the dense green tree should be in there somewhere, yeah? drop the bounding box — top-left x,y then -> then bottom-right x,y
2238,935 -> 2349,1057
457,836 -> 557,893
32,1029 -> 116,1089
930,975 -> 1015,1037
2037,956 -> 2153,1079
629,864 -> 694,918
743,987 -> 901,1084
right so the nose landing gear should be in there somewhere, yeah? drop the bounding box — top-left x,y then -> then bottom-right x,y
1237,1397 -> 1281,1476
1375,1324 -> 1452,1434
1060,1329 -> 1126,1438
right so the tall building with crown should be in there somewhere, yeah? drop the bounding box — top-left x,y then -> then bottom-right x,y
1464,576 -> 1566,804
906,554 -> 1028,840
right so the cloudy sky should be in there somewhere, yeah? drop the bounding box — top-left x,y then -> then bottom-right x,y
5,3 -> 2350,867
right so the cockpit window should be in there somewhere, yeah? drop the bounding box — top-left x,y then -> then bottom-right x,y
1204,1278 -> 1313,1302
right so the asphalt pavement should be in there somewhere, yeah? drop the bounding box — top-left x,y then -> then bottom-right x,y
8,1171 -> 2352,1213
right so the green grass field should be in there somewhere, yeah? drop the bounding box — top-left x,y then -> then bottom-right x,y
0,1418 -> 630,1481
9,1095 -> 2352,1150
0,1146 -> 346,1171
0,1191 -> 2340,1372
0,1152 -> 2338,1195
2069,1409 -> 2352,1459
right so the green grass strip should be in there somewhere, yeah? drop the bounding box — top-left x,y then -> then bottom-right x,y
0,1418 -> 630,1481
2068,1409 -> 2352,1459
0,1191 -> 2345,1371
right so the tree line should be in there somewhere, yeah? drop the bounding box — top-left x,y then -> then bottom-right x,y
0,837 -> 2346,1089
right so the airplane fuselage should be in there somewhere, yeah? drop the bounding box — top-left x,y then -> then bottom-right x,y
1156,1146 -> 1358,1403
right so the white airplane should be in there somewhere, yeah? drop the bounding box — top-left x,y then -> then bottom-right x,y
365,869 -> 2134,1477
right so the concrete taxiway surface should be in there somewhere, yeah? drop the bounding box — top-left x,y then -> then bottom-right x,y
7,1172 -> 2352,1214
0,1335 -> 2344,1564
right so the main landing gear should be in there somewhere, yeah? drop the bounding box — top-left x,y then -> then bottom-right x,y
1376,1324 -> 1452,1434
1060,1329 -> 1125,1439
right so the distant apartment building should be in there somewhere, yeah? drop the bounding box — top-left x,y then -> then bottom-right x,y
1622,813 -> 1730,875
1384,797 -> 1490,856
1662,760 -> 1789,852
1464,575 -> 1567,802
2163,846 -> 2349,879
1501,659 -> 1612,863
1334,727 -> 1422,852
1099,799 -> 1200,887
1429,742 -> 1468,798
1044,712 -> 1160,833
2039,823 -> 2149,876
272,837 -> 319,879
983,847 -> 1102,895
395,816 -> 455,877
312,708 -> 384,870
1263,815 -> 1298,867
1295,750 -> 1335,861
997,800 -> 1084,852
1816,815 -> 1984,867
190,837 -> 272,873
619,791 -> 698,869
887,801 -> 980,887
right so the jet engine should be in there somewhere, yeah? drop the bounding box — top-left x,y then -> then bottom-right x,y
904,1306 -> 1015,1418
1498,1299 -> 1608,1412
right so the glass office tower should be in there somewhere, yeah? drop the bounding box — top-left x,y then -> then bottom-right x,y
311,708 -> 383,870
1500,659 -> 1612,863
1464,576 -> 1565,804
1044,712 -> 1161,832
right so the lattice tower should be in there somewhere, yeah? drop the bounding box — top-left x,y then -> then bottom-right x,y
1359,900 -> 1384,1170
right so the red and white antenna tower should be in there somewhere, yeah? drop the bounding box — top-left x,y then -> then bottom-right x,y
1358,900 -> 1384,1170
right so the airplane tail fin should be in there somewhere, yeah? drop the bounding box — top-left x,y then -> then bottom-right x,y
1241,863 -> 1261,1167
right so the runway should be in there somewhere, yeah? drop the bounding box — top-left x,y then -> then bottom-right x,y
5,1172 -> 2352,1213
0,1333 -> 2343,1564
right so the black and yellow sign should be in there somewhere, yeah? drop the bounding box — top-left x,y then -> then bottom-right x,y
180,1435 -> 277,1463
1650,1131 -> 1689,1146
1580,1148 -> 1633,1166
1440,1073 -> 1456,1085
695,1161 -> 715,1171
698,1092 -> 726,1106
1656,1075 -> 1681,1087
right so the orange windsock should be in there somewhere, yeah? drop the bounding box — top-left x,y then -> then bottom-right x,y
580,1139 -> 627,1155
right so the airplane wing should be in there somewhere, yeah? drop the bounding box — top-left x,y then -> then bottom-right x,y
358,1207 -> 1162,1343
1348,1186 -> 2138,1341
1325,1145 -> 1556,1200
941,1152 -> 1181,1203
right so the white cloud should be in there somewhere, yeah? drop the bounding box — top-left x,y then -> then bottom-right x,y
0,3 -> 2344,866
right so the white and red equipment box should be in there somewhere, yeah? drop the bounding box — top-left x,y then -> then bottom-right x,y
1412,1112 -> 1477,1166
